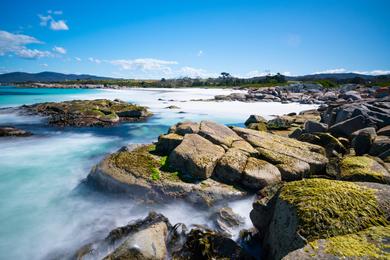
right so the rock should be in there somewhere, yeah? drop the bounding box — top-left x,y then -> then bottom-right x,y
165,105 -> 180,109
198,120 -> 242,147
241,157 -> 281,191
352,130 -> 375,155
340,155 -> 390,184
298,132 -> 347,155
283,225 -> 390,260
233,127 -> 328,180
342,90 -> 361,101
288,128 -> 303,139
303,120 -> 327,133
155,133 -> 183,155
250,179 -> 390,260
87,144 -> 246,207
172,228 -> 253,259
76,212 -> 171,260
231,140 -> 258,155
247,122 -> 267,131
0,126 -> 32,137
213,148 -> 248,184
244,115 -> 267,126
378,125 -> 390,136
329,115 -> 367,137
369,135 -> 390,158
267,117 -> 291,130
22,99 -> 151,127
213,207 -> 245,235
169,134 -> 225,180
351,127 -> 377,139
171,121 -> 200,136
105,212 -> 170,260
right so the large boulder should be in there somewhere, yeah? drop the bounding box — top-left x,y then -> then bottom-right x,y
170,121 -> 200,136
169,134 -> 225,180
339,156 -> 390,184
250,179 -> 390,259
244,115 -> 267,126
377,125 -> 390,136
198,120 -> 242,148
370,135 -> 390,159
87,144 -> 246,207
267,117 -> 291,130
233,127 -> 328,180
242,157 -> 281,191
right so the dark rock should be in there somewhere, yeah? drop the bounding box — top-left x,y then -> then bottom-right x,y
369,135 -> 390,158
267,117 -> 291,130
352,129 -> 376,155
303,120 -> 327,133
0,126 -> 32,137
213,207 -> 245,235
244,115 -> 267,126
329,115 -> 367,137
288,128 -> 303,139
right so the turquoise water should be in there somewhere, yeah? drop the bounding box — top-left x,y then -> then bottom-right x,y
0,86 -> 317,259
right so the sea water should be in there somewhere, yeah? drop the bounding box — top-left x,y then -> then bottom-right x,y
0,86 -> 317,259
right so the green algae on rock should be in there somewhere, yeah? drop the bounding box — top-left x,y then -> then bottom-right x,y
284,225 -> 390,259
21,99 -> 151,127
87,144 -> 247,207
340,155 -> 390,184
250,178 -> 390,259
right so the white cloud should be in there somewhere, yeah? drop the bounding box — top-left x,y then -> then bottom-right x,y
197,50 -> 203,57
41,63 -> 48,67
109,58 -> 178,72
38,14 -> 52,26
178,66 -> 216,78
50,20 -> 69,31
314,68 -> 390,75
0,30 -> 51,59
75,57 -> 81,61
38,11 -> 69,31
88,57 -> 101,64
52,46 -> 66,54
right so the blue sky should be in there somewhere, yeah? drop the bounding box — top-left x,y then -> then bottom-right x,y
0,0 -> 389,79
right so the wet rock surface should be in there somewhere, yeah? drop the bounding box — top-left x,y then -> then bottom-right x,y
0,126 -> 32,137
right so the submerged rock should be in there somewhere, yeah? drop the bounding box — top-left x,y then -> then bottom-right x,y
21,99 -> 151,127
212,207 -> 245,235
0,126 -> 32,137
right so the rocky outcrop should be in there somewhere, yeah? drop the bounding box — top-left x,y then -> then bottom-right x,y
212,207 -> 245,236
21,99 -> 152,127
0,126 -> 32,137
250,179 -> 390,260
87,144 -> 246,207
168,134 -> 225,180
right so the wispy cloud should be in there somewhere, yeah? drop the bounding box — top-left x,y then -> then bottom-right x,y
197,50 -> 203,57
0,30 -> 51,59
109,58 -> 178,72
88,57 -> 101,64
75,57 -> 82,61
314,68 -> 390,75
179,66 -> 215,78
38,11 -> 69,31
52,46 -> 66,54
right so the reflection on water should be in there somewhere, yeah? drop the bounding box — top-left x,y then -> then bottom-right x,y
0,86 -> 317,259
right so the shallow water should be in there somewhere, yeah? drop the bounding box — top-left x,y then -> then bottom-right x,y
0,86 -> 317,259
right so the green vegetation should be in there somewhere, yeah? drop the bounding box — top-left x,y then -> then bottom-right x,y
279,178 -> 388,240
340,156 -> 386,183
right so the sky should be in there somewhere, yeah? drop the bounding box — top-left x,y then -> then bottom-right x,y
0,0 -> 389,79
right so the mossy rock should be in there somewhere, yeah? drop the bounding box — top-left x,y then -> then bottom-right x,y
284,225 -> 390,259
340,156 -> 390,184
22,99 -> 151,127
87,144 -> 247,207
250,178 -> 390,259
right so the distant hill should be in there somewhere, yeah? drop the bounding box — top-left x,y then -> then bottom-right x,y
292,73 -> 380,81
0,71 -> 114,83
